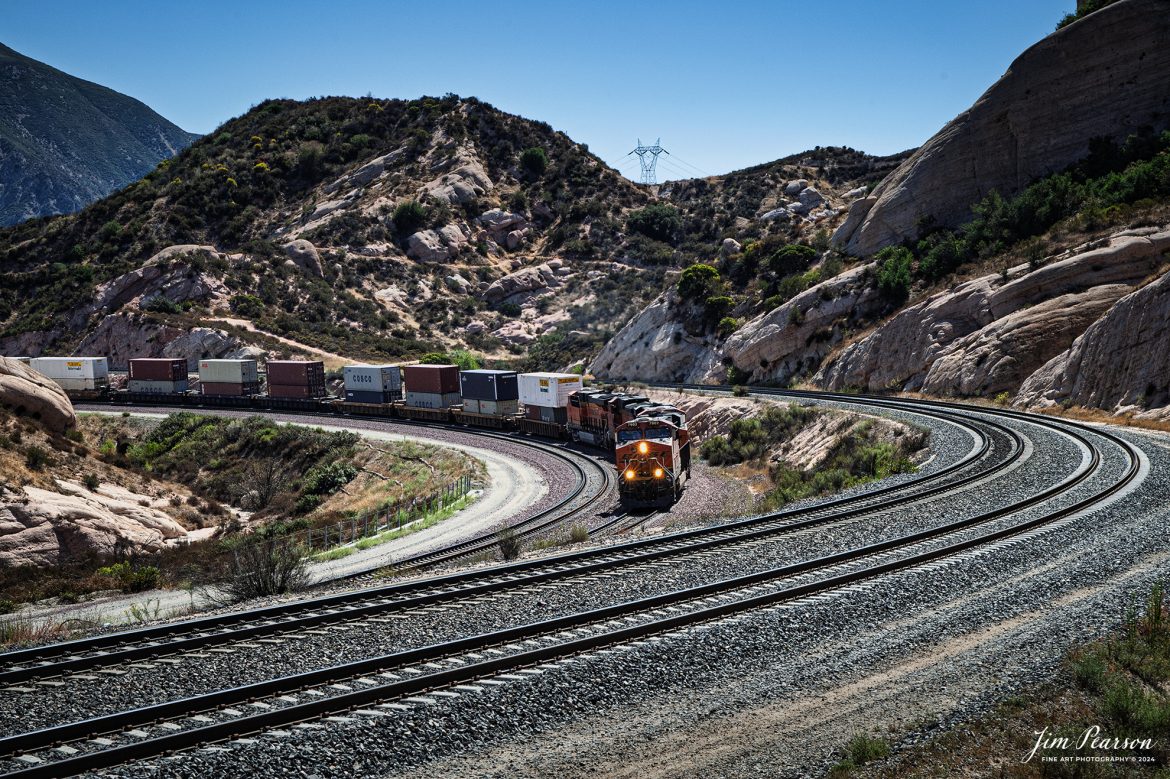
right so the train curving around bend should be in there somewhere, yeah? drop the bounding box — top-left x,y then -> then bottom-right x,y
14,356 -> 692,509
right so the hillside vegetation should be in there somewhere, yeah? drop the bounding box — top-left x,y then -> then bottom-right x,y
0,93 -> 898,369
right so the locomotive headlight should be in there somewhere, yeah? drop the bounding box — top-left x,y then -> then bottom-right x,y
625,469 -> 636,480
654,468 -> 664,478
637,441 -> 649,454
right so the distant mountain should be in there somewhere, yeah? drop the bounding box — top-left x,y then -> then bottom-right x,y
0,42 -> 198,226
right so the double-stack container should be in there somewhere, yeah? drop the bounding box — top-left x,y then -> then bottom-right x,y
403,364 -> 461,408
29,357 -> 109,391
267,360 -> 327,398
343,365 -> 402,404
519,372 -> 583,424
460,370 -> 519,416
128,358 -> 189,394
199,359 -> 261,396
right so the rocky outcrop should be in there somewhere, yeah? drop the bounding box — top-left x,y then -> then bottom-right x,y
482,262 -> 566,305
83,246 -> 227,328
0,480 -> 186,567
76,316 -> 259,369
324,148 -> 405,194
0,357 -> 75,433
834,0 -> 1170,257
282,239 -> 323,277
726,264 -> 884,385
1017,269 -> 1170,417
590,294 -> 725,383
422,157 -> 494,205
820,227 -> 1170,393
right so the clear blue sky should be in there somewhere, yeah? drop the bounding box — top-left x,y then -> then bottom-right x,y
5,0 -> 1072,181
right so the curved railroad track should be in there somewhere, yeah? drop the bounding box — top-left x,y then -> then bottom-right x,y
0,393 -> 1142,778
0,397 -> 1006,687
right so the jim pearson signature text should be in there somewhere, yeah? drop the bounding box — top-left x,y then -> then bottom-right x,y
1025,726 -> 1154,763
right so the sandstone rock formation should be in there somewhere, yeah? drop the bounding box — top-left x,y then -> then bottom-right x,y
725,264 -> 883,384
834,0 -> 1170,257
482,262 -> 565,306
0,480 -> 187,567
590,294 -> 726,383
76,316 -> 260,369
1016,270 -> 1170,417
819,228 -> 1170,393
0,357 -> 75,433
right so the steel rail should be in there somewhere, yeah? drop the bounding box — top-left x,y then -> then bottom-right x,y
0,401 -> 1007,685
0,400 -> 1139,778
0,405 -> 1004,684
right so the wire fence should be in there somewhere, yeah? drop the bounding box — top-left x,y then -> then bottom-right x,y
283,475 -> 474,553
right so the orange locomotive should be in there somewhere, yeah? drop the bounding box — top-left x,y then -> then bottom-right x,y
614,408 -> 691,509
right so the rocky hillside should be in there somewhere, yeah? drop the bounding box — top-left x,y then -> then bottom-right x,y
0,93 -> 895,369
0,42 -> 198,227
596,0 -> 1170,423
835,0 -> 1170,257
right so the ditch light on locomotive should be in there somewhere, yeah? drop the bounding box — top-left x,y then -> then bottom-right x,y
615,412 -> 692,509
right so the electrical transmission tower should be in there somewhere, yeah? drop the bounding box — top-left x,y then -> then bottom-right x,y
627,138 -> 668,185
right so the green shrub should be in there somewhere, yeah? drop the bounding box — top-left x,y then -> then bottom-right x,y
96,562 -> 162,593
766,244 -> 817,277
142,296 -> 182,314
678,263 -> 721,301
717,317 -> 740,337
83,473 -> 100,491
569,523 -> 589,543
230,294 -> 265,319
498,529 -> 522,560
700,435 -> 735,465
627,204 -> 682,243
392,200 -> 428,235
875,246 -> 913,304
301,461 -> 358,496
519,146 -> 548,177
24,446 -> 51,471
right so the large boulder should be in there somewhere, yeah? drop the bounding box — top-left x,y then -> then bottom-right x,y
482,263 -> 564,305
1017,269 -> 1170,417
835,0 -> 1170,256
282,239 -> 324,277
323,148 -> 405,194
726,264 -> 883,385
406,230 -> 452,263
590,294 -> 726,383
0,480 -> 187,567
423,159 -> 494,205
0,357 -> 75,433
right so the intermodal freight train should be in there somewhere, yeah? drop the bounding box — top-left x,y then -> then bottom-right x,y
14,356 -> 691,508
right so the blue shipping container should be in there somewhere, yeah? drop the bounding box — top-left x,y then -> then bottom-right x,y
345,389 -> 401,404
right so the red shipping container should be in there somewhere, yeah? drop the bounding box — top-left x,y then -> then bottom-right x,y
128,358 -> 188,381
201,381 -> 260,397
269,383 -> 327,398
403,364 -> 459,394
267,360 -> 325,386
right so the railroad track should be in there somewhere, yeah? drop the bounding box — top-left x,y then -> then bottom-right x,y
0,400 -> 1007,687
0,395 -> 1141,778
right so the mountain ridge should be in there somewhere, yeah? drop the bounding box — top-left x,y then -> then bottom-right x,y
0,42 -> 199,226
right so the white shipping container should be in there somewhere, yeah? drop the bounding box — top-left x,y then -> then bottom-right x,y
51,378 -> 106,392
478,399 -> 519,416
518,373 -> 583,408
343,365 -> 402,392
29,357 -> 108,381
463,398 -> 481,414
129,379 -> 190,394
198,359 -> 259,384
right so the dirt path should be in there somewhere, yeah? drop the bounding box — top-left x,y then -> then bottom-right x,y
208,317 -> 353,368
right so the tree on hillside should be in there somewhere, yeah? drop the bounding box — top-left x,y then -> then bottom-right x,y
519,147 -> 548,178
678,263 -> 722,301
